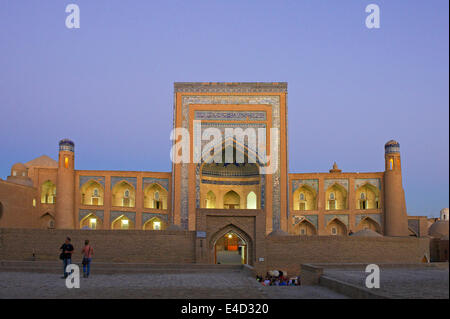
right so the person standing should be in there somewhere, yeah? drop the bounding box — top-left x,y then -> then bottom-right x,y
81,240 -> 94,278
60,237 -> 74,279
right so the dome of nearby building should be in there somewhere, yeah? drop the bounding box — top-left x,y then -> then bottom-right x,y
350,229 -> 382,237
428,220 -> 449,238
24,155 -> 58,168
7,162 -> 33,187
11,163 -> 27,176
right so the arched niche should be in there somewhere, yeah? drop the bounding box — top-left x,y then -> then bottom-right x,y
41,181 -> 56,204
325,183 -> 347,210
112,181 -> 135,208
293,185 -> 317,211
143,183 -> 168,210
80,180 -> 104,206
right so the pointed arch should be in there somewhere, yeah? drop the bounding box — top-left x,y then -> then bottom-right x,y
293,184 -> 317,211
223,190 -> 240,209
246,191 -> 257,209
326,217 -> 348,235
205,191 -> 217,209
41,180 -> 56,204
80,212 -> 102,230
39,212 -> 55,229
356,216 -> 381,233
80,180 -> 104,206
111,214 -> 134,230
355,183 -> 380,210
209,224 -> 253,265
112,180 -> 135,208
293,219 -> 317,236
325,183 -> 347,210
143,216 -> 166,230
143,183 -> 168,210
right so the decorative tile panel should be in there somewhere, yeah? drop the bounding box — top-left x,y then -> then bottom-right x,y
292,179 -> 319,194
79,176 -> 105,188
354,178 -> 381,190
195,110 -> 266,121
111,177 -> 137,189
324,214 -> 349,227
110,211 -> 136,223
355,213 -> 382,226
78,209 -> 104,221
143,177 -> 169,191
292,214 -> 318,230
324,179 -> 348,191
142,212 -> 169,224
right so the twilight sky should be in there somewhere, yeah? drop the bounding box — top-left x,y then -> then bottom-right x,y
0,0 -> 448,217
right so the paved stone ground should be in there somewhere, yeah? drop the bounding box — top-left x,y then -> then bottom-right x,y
0,271 -> 346,299
324,267 -> 449,299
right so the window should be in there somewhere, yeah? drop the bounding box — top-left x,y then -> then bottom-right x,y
89,218 -> 97,229
389,159 -> 394,170
360,193 -> 365,200
121,219 -> 129,230
300,193 -> 305,201
93,188 -> 99,197
331,227 -> 337,235
12,171 -> 17,176
329,192 -> 335,200
300,228 -> 306,235
246,192 -> 257,209
64,157 -> 69,169
154,191 -> 160,201
123,190 -> 130,207
32,199 -> 36,207
153,221 -> 161,230
299,203 -> 306,210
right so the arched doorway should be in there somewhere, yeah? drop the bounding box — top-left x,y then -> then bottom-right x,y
214,231 -> 247,265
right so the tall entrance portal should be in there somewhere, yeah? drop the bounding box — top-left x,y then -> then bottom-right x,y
214,232 -> 247,265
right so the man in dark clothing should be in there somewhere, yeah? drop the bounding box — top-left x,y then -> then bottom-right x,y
60,237 -> 74,278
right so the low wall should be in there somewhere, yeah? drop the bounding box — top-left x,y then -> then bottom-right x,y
0,228 -> 196,263
261,235 -> 430,276
0,229 -> 430,274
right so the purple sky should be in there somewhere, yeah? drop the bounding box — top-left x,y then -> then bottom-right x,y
0,1 -> 448,217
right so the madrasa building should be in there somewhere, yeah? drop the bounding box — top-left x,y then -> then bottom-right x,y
0,83 -> 437,269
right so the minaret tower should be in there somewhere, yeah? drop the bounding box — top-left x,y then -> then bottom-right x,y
55,139 -> 75,229
383,140 -> 409,236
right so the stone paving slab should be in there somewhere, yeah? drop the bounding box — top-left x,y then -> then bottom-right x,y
323,267 -> 449,299
0,271 -> 346,299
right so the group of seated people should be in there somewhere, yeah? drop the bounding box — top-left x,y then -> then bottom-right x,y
256,270 -> 301,286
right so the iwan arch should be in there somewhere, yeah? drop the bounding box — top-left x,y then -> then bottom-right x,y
0,83 -> 428,269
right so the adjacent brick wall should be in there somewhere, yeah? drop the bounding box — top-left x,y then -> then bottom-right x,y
261,235 -> 430,276
0,228 -> 196,263
0,229 -> 430,275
